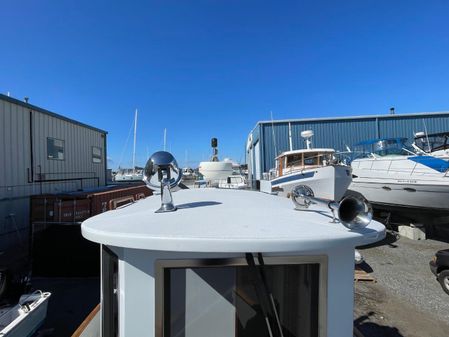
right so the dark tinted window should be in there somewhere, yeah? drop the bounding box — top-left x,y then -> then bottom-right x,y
102,246 -> 119,337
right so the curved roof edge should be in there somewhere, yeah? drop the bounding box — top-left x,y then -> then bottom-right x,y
0,93 -> 107,134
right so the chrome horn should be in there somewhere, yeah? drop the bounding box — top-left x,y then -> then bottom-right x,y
143,151 -> 182,213
291,185 -> 373,229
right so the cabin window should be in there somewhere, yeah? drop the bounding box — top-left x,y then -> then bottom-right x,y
156,256 -> 326,337
92,146 -> 102,163
303,154 -> 318,166
286,154 -> 302,167
47,137 -> 65,160
102,245 -> 119,337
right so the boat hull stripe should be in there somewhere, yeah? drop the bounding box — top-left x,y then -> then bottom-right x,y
271,171 -> 315,186
408,156 -> 449,173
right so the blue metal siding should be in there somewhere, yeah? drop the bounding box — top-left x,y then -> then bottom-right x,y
252,113 -> 449,175
377,115 -> 449,139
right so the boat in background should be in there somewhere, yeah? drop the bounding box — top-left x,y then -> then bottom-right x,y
198,138 -> 233,183
260,130 -> 352,201
218,174 -> 247,189
113,167 -> 144,181
113,109 -> 143,182
350,137 -> 449,211
0,291 -> 51,337
412,131 -> 449,159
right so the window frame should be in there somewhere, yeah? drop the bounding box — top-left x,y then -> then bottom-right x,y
155,255 -> 328,337
102,245 -> 119,337
46,137 -> 65,161
92,146 -> 103,164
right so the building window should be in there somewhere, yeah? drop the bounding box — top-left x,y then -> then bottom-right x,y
92,146 -> 102,163
47,137 -> 64,160
156,256 -> 326,337
102,245 -> 119,337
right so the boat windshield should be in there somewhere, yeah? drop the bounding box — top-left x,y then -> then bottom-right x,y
284,152 -> 334,167
354,138 -> 411,158
414,133 -> 449,153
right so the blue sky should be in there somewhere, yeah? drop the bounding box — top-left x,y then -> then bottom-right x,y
1,1 -> 449,168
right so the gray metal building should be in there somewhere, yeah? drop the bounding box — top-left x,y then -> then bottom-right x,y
246,111 -> 449,184
0,94 -> 107,278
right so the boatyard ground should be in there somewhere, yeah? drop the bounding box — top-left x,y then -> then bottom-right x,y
355,233 -> 449,337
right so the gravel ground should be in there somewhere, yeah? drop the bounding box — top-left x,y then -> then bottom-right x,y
354,232 -> 449,337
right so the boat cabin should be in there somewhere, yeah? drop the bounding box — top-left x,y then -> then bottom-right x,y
353,138 -> 412,158
81,188 -> 385,337
414,132 -> 449,154
275,149 -> 336,177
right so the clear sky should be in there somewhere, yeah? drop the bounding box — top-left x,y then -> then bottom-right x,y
1,1 -> 449,168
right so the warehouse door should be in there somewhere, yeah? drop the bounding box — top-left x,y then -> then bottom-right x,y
254,142 -> 261,180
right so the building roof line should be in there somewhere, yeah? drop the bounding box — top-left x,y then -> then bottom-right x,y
256,111 -> 449,126
0,93 -> 108,134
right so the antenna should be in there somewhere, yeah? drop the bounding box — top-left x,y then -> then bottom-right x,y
423,120 -> 430,152
163,128 -> 167,151
211,138 -> 219,162
301,130 -> 314,150
132,109 -> 138,172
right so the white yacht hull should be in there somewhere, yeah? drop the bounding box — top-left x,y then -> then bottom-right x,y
351,155 -> 449,210
113,173 -> 143,182
198,161 -> 233,181
350,179 -> 449,210
261,165 -> 352,201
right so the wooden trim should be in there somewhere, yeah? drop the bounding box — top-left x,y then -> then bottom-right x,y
72,303 -> 101,337
354,326 -> 365,337
109,196 -> 135,209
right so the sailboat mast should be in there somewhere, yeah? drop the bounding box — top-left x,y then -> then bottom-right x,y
132,109 -> 138,172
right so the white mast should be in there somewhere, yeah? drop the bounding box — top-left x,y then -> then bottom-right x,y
132,109 -> 138,172
163,128 -> 167,151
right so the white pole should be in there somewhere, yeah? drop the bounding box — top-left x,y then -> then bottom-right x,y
132,109 -> 138,172
288,122 -> 293,151
163,128 -> 167,151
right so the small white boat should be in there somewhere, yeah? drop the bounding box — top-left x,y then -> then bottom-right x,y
113,168 -> 143,181
260,130 -> 352,201
0,291 -> 51,337
181,167 -> 196,180
350,137 -> 449,211
198,161 -> 233,181
217,174 -> 247,189
199,138 -> 234,183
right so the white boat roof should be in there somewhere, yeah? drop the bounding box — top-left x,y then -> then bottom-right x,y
82,189 -> 385,253
276,148 -> 335,159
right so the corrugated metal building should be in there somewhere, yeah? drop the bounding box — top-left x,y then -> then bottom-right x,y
246,111 -> 449,184
0,94 -> 107,277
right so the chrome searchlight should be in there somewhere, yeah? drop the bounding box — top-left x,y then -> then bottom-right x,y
291,185 -> 373,229
143,151 -> 182,213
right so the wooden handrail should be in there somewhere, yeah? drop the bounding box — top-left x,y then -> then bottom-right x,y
72,303 -> 100,337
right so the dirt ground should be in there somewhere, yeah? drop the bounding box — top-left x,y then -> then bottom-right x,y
355,282 -> 449,337
354,233 -> 449,337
